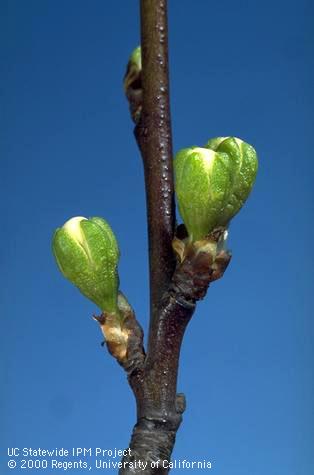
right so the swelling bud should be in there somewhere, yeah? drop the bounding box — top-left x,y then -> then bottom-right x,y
124,46 -> 142,123
52,216 -> 120,313
174,138 -> 258,241
174,147 -> 232,241
205,137 -> 258,226
124,46 -> 142,89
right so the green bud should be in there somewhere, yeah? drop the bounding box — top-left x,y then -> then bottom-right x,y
124,46 -> 142,92
174,138 -> 258,241
52,216 -> 120,313
205,137 -> 258,225
130,46 -> 142,70
174,147 -> 232,241
124,46 -> 142,123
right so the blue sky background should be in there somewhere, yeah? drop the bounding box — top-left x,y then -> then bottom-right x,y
1,0 -> 313,474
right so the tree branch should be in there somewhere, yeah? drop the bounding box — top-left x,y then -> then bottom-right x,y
119,234 -> 231,474
119,1 -> 232,473
136,0 -> 176,346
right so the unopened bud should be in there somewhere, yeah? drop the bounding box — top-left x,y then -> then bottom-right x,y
205,137 -> 258,225
124,46 -> 142,90
124,46 -> 142,123
52,216 -> 120,313
174,147 -> 232,241
174,138 -> 258,241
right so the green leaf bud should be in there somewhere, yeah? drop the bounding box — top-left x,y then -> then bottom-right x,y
124,45 -> 142,92
174,147 -> 233,241
205,137 -> 258,225
124,46 -> 142,123
52,216 -> 120,313
174,138 -> 258,241
130,46 -> 142,71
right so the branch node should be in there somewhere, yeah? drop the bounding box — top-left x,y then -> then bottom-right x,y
94,293 -> 145,371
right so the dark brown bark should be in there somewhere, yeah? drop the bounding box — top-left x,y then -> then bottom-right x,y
138,0 -> 176,339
